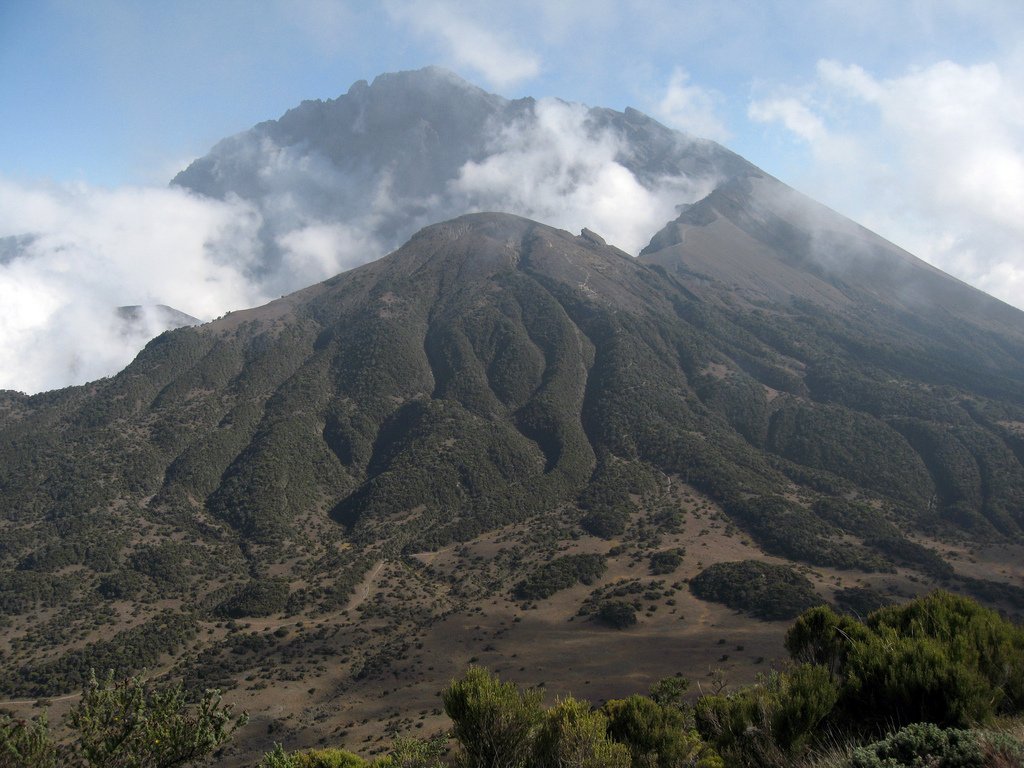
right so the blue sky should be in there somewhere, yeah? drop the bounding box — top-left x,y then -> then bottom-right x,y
2,1 -> 1020,186
1,0 -> 1024,391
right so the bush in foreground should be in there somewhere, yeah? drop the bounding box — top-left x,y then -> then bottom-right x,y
0,671 -> 246,768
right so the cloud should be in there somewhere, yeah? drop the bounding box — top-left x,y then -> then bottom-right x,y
748,97 -> 827,144
749,58 -> 1024,310
0,179 -> 265,393
654,67 -> 730,142
385,1 -> 541,87
450,99 -> 719,254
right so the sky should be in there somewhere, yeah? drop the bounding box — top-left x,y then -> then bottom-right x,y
1,0 -> 1024,392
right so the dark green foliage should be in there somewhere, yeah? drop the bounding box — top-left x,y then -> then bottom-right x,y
848,722 -> 1022,768
596,601 -> 638,629
726,496 -> 890,571
577,460 -> 651,539
785,605 -> 873,677
534,697 -> 631,768
689,561 -> 824,620
96,570 -> 146,601
215,577 -> 289,618
694,666 -> 838,766
68,671 -> 247,768
854,592 -> 1024,725
648,676 -> 690,709
767,401 -> 933,506
1,611 -> 198,697
832,586 -> 893,617
513,554 -> 606,600
0,716 -> 57,768
649,550 -> 683,575
580,507 -> 630,539
0,673 -> 245,768
128,543 -> 196,595
785,592 -> 1024,732
442,667 -> 543,768
603,695 -> 723,768
696,372 -> 769,447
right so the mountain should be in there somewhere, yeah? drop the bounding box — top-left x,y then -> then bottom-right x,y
1,71 -> 1023,763
171,66 -> 756,293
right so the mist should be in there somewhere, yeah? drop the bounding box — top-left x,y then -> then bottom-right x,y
0,180 -> 265,393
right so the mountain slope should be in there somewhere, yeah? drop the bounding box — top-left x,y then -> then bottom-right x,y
1,213 -> 1023,766
1,71 -> 1023,762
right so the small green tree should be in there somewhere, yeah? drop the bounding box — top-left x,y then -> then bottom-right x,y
648,677 -> 690,710
603,695 -> 722,768
442,667 -> 543,768
0,715 -> 58,768
68,671 -> 247,768
694,666 -> 836,767
374,736 -> 447,768
533,697 -> 630,768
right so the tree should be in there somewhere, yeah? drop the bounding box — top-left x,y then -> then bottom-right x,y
533,697 -> 630,768
648,677 -> 690,710
442,667 -> 543,768
0,672 -> 246,768
0,715 -> 57,768
603,695 -> 722,768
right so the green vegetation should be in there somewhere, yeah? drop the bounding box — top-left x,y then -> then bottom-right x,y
649,549 -> 683,575
216,577 -> 290,618
850,722 -> 1024,768
3,593 -> 1021,768
689,560 -> 824,620
513,554 -> 606,600
597,600 -> 639,629
695,592 -> 1024,765
0,672 -> 245,768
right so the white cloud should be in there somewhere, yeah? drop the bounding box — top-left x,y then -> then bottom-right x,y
749,58 -> 1024,310
749,97 -> 828,144
0,180 -> 265,393
655,67 -> 730,141
385,1 -> 541,87
451,99 -> 719,254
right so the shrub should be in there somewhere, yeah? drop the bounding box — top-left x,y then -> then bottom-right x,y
513,554 -> 606,600
259,745 -> 369,767
0,672 -> 246,768
581,508 -> 629,539
215,577 -> 290,618
603,695 -> 722,768
373,736 -> 447,767
442,667 -> 543,768
694,666 -> 837,767
850,722 -> 986,768
690,560 -> 823,620
69,671 -> 247,768
649,550 -> 683,575
533,697 -> 630,768
0,715 -> 57,768
596,601 -> 638,629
